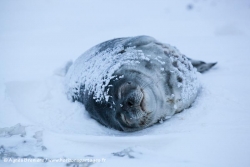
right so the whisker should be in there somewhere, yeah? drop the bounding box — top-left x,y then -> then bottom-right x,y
129,110 -> 147,120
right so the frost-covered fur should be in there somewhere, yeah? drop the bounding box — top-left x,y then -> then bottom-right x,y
65,36 -> 213,131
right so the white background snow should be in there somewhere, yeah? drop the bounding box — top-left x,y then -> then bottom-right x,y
1,0 -> 250,166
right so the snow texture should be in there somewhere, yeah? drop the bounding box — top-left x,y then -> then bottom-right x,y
1,0 -> 250,167
65,37 -> 149,102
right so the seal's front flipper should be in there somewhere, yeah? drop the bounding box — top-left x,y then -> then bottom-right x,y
188,58 -> 217,73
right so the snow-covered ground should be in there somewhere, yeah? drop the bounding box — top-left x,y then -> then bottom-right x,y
1,0 -> 250,166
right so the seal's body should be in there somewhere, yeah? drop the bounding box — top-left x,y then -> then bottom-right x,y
66,36 -> 216,132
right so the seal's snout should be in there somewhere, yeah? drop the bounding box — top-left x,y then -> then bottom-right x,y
116,83 -> 148,130
118,81 -> 143,106
120,85 -> 145,116
125,88 -> 144,110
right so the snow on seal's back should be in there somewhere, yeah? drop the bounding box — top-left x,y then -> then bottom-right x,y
65,36 -> 156,102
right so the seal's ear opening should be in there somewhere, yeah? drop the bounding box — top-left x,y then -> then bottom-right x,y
188,58 -> 217,73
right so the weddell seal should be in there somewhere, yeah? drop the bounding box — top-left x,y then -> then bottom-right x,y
65,36 -> 216,132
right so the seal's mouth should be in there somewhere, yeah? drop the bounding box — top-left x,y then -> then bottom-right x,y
116,111 -> 152,132
120,113 -> 131,125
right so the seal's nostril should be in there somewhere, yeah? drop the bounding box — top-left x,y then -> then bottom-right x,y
127,100 -> 134,107
124,88 -> 144,109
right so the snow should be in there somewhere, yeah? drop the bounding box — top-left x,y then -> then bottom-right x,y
65,38 -> 151,102
1,0 -> 250,166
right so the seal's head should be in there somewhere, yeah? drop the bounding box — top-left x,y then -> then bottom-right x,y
101,67 -> 163,132
82,65 -> 164,132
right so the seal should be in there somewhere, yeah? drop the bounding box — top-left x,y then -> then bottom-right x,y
66,36 -> 216,132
